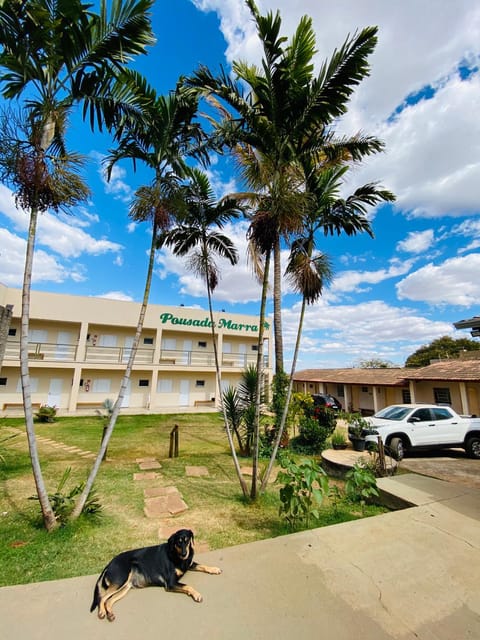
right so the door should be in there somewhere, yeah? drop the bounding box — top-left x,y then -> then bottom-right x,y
121,379 -> 131,408
122,336 -> 134,363
56,331 -> 71,360
47,378 -> 62,408
181,340 -> 192,365
238,343 -> 247,367
179,379 -> 190,406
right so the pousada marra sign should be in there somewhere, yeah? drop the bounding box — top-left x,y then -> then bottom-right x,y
159,312 -> 269,333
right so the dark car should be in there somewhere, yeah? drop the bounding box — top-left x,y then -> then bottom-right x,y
311,393 -> 342,411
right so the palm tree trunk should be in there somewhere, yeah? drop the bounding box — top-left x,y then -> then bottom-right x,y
260,294 -> 306,492
204,247 -> 248,497
21,207 -> 57,531
250,250 -> 271,500
273,235 -> 284,375
72,221 -> 158,519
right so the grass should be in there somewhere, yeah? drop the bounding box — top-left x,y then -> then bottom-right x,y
0,413 -> 387,587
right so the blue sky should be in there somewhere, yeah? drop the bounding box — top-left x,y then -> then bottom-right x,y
1,0 -> 480,370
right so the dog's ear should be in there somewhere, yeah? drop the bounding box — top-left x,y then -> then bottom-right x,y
188,530 -> 195,546
167,533 -> 176,552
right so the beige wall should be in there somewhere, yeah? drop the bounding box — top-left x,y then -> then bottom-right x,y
0,284 -> 272,415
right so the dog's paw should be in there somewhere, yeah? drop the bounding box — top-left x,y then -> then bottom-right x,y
97,611 -> 105,620
209,567 -> 222,575
106,611 -> 116,622
192,591 -> 203,603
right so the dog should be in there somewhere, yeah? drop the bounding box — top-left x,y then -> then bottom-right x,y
90,529 -> 221,621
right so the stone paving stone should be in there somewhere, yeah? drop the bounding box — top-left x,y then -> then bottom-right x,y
144,493 -> 188,518
144,486 -> 181,498
138,460 -> 162,470
144,496 -> 169,517
136,457 -> 158,464
133,471 -> 160,481
185,465 -> 209,477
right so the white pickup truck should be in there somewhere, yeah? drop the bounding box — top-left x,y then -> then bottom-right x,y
349,404 -> 480,461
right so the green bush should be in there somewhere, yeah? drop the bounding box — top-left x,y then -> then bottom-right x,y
277,454 -> 329,529
290,411 -> 334,454
34,405 -> 57,423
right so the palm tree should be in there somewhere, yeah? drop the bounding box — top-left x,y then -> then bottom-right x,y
188,0 -> 385,378
260,165 -> 395,490
159,168 -> 249,496
0,0 -> 154,531
72,85 -> 205,518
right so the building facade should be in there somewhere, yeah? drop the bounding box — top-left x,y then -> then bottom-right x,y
0,284 -> 272,415
293,353 -> 480,417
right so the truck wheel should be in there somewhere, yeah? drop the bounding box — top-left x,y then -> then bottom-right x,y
389,437 -> 405,461
465,436 -> 480,459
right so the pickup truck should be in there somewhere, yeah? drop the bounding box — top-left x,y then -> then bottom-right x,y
348,404 -> 480,461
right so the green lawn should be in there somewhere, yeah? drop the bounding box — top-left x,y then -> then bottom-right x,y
0,413 -> 386,587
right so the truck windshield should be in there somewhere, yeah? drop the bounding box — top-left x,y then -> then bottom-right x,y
374,406 -> 412,421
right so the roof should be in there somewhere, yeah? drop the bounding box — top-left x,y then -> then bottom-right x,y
293,368 -> 409,386
454,315 -> 480,329
294,359 -> 480,385
403,359 -> 480,381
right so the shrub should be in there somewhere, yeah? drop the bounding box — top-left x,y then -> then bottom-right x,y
29,467 -> 102,526
345,461 -> 379,512
34,405 -> 57,423
277,454 -> 329,529
290,412 -> 333,454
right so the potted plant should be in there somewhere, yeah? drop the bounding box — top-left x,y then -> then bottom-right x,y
331,430 -> 348,450
347,414 -> 369,452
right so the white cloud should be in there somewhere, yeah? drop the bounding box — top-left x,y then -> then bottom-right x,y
332,258 -> 416,294
0,228 -> 86,286
396,253 -> 480,306
91,151 -> 133,203
281,298 -> 454,368
96,291 -> 134,302
396,229 -> 434,254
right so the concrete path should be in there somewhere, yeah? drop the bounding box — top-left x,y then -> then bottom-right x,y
1,474 -> 479,639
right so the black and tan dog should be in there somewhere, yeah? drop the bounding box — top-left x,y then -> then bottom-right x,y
90,529 -> 221,621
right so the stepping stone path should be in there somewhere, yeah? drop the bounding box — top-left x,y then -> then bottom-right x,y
8,428 -> 97,459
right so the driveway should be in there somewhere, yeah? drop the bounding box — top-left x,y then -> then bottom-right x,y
401,448 -> 480,489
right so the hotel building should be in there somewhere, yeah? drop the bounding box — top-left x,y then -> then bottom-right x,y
0,284 -> 272,415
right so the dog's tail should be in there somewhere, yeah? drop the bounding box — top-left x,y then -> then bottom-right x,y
90,580 -> 100,613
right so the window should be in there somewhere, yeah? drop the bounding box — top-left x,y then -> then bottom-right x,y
412,408 -> 432,421
198,341 -> 207,348
402,388 -> 412,404
434,387 -> 451,405
361,386 -> 369,393
195,380 -> 205,387
143,337 -> 154,345
17,377 -> 38,392
431,407 -> 452,421
336,385 -> 344,398
139,379 -> 149,387
8,328 -> 16,336
251,345 -> 258,351
0,377 -> 7,386
157,379 -> 173,393
92,378 -> 111,393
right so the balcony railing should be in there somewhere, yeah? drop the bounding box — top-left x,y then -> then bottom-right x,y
5,341 -> 78,361
4,341 -> 268,368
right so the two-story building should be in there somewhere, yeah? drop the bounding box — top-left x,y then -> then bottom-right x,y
0,284 -> 272,415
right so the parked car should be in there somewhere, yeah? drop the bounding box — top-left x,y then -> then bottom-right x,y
348,403 -> 480,461
311,393 -> 342,411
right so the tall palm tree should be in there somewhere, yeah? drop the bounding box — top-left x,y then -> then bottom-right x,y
159,168 -> 249,495
260,165 -> 395,490
72,85 -> 205,518
0,0 -> 155,531
188,0 -> 384,378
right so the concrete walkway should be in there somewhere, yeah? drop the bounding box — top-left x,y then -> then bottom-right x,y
1,473 -> 479,639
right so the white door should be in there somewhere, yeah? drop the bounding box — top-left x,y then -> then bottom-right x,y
181,340 -> 192,365
122,336 -> 134,363
238,343 -> 247,367
121,379 -> 131,408
47,378 -> 62,407
179,379 -> 190,406
56,331 -> 71,360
